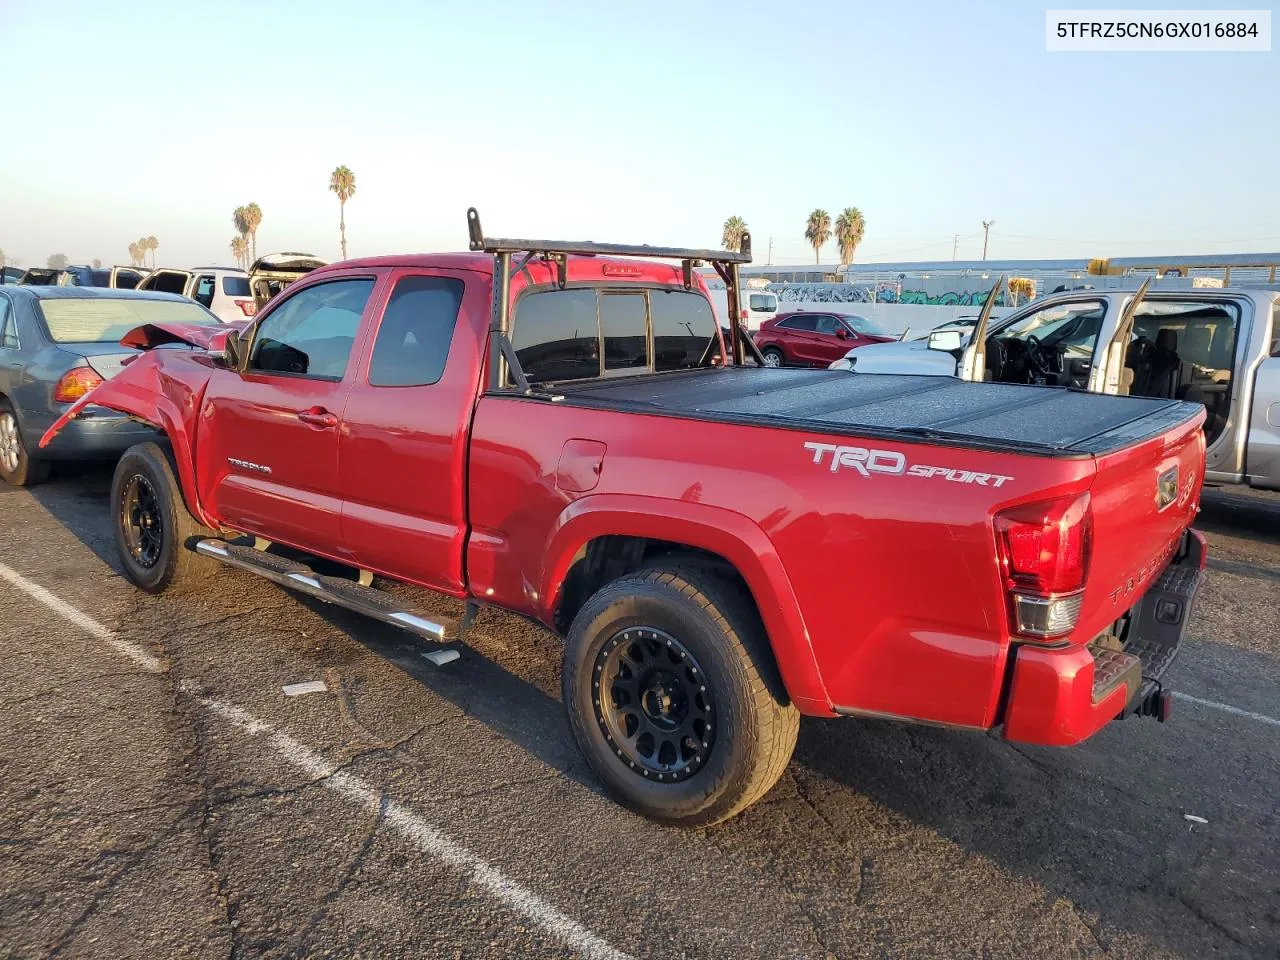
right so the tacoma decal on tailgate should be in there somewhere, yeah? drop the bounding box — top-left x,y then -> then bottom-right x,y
803,442 -> 1014,487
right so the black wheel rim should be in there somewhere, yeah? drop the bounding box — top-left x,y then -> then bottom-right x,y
121,474 -> 163,569
592,627 -> 716,782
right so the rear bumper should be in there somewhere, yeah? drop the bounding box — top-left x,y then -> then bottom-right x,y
1001,527 -> 1206,746
27,406 -> 157,461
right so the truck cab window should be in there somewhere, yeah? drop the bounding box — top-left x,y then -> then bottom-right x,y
651,289 -> 717,371
368,275 -> 464,387
986,300 -> 1105,388
249,278 -> 373,380
511,288 -> 599,383
600,292 -> 649,372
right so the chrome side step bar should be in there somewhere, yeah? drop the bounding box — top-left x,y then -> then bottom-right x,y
194,539 -> 458,644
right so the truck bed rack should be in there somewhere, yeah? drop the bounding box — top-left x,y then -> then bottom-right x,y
466,207 -> 760,391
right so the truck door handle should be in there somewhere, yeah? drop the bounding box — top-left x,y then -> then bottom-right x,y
296,406 -> 338,428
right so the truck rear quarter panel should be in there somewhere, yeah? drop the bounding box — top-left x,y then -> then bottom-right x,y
467,397 -> 1096,725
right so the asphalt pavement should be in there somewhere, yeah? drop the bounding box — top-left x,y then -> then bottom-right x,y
0,466 -> 1277,960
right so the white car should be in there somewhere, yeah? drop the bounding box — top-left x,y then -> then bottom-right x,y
135,267 -> 255,323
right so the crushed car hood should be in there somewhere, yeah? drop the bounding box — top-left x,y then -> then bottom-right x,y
119,320 -> 243,351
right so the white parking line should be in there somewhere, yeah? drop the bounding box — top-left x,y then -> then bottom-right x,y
0,561 -> 162,673
0,560 -> 633,960
186,684 -> 632,960
1173,692 -> 1280,728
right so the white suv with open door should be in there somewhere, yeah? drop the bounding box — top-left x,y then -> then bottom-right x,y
135,267 -> 255,323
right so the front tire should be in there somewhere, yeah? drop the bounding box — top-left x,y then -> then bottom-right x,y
0,400 -> 51,487
111,442 -> 213,594
761,347 -> 785,368
563,566 -> 799,826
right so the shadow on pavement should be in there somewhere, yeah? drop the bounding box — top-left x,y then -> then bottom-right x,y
1196,487 -> 1280,548
11,465 -> 1277,958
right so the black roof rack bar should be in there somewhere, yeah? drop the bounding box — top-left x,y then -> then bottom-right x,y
467,207 -> 752,264
470,206 -> 756,390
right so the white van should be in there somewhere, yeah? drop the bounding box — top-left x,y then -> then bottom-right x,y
708,287 -> 779,331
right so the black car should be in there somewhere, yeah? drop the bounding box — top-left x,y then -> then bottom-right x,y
0,286 -> 220,485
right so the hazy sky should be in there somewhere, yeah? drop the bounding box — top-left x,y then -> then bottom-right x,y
1,0 -> 1276,269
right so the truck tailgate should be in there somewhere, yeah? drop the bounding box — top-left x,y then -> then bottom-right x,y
1079,404 -> 1206,640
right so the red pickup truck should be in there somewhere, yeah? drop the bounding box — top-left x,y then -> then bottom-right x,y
44,211 -> 1208,826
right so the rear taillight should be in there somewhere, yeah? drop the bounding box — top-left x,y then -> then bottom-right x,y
53,364 -> 104,404
235,299 -> 257,316
995,492 -> 1092,642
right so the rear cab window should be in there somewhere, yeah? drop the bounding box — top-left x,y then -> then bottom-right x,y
510,286 -> 718,385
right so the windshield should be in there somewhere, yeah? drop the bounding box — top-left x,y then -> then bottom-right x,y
38,298 -> 219,343
843,315 -> 889,337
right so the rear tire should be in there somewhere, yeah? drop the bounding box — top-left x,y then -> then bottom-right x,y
111,442 -> 214,594
0,400 -> 51,487
761,347 -> 785,368
563,566 -> 799,826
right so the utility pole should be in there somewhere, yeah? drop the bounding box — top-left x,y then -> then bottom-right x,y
767,237 -> 774,265
952,234 -> 959,261
981,220 -> 994,260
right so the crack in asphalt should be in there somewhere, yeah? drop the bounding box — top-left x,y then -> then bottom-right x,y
135,611 -> 238,960
287,793 -> 387,953
42,804 -> 200,959
1174,891 -> 1250,950
0,668 -> 160,709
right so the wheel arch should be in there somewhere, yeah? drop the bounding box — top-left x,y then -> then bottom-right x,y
541,494 -> 833,714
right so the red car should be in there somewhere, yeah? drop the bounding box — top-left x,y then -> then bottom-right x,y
45,211 -> 1207,827
753,311 -> 895,367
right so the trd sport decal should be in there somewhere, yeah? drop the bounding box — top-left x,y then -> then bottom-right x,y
803,442 -> 1014,487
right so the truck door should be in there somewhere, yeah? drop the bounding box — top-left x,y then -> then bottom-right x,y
1248,337 -> 1280,487
136,269 -> 193,295
109,266 -> 145,289
194,274 -> 379,553
337,268 -> 486,593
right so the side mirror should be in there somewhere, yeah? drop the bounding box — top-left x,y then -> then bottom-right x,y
222,329 -> 247,369
928,330 -> 964,352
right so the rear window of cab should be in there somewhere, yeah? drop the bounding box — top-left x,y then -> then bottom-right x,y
510,287 -> 718,384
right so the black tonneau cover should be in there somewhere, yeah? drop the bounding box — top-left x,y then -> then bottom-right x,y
552,369 -> 1203,458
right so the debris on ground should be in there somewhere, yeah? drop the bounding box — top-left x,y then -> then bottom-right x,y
281,680 -> 328,697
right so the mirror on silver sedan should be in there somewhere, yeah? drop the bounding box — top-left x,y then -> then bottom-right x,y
927,329 -> 964,352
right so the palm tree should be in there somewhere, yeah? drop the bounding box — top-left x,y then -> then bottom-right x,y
144,235 -> 158,268
329,166 -> 356,260
230,236 -> 248,270
834,207 -> 866,266
92,258 -> 102,269
46,253 -> 69,269
244,203 -> 263,263
804,209 -> 831,264
721,216 -> 748,253
127,242 -> 140,267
